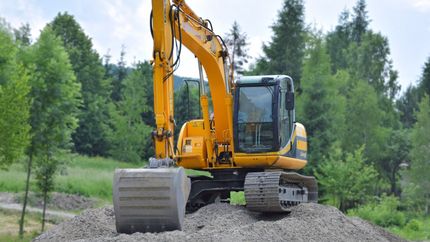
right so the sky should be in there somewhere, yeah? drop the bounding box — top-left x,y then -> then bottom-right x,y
1,0 -> 430,92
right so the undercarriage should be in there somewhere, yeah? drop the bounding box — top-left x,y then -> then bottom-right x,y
113,168 -> 318,233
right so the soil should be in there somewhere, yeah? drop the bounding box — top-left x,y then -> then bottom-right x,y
34,203 -> 405,242
14,192 -> 96,211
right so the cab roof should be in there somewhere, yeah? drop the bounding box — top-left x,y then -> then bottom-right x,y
234,75 -> 291,85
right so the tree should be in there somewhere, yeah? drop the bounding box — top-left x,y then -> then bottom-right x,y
326,1 -> 400,100
49,12 -> 111,156
403,95 -> 430,215
397,85 -> 421,128
224,21 -> 249,76
351,0 -> 369,44
298,37 -> 346,170
108,63 -> 152,162
14,23 -> 32,46
251,0 -> 306,88
342,80 -> 387,163
347,31 -> 399,97
174,82 -> 200,137
378,129 -> 410,195
326,10 -> 352,74
315,146 -> 378,212
111,45 -> 127,102
19,27 -> 81,234
418,56 -> 430,98
0,27 -> 30,170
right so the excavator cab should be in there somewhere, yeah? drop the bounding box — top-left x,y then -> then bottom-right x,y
234,75 -> 295,154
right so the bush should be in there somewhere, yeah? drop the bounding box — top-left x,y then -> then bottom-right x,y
405,219 -> 422,231
348,195 -> 406,227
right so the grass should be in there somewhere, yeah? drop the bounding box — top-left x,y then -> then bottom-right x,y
388,216 -> 430,241
0,208 -> 53,242
0,154 -> 142,202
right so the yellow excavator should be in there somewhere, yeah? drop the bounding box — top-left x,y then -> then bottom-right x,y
113,0 -> 317,233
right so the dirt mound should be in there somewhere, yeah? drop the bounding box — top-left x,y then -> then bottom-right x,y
34,203 -> 405,242
15,192 -> 96,211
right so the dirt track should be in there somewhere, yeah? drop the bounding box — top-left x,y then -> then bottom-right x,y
34,203 -> 405,242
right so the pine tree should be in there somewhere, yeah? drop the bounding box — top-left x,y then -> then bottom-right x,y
326,9 -> 352,74
251,0 -> 305,88
111,45 -> 127,102
49,12 -> 111,156
418,56 -> 430,97
224,21 -> 249,76
351,0 -> 369,44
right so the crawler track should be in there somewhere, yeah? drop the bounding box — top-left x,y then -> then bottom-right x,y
244,171 -> 318,212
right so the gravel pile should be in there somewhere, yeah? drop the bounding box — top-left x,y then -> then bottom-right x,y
34,203 -> 405,242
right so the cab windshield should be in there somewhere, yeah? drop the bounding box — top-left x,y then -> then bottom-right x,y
237,86 -> 275,152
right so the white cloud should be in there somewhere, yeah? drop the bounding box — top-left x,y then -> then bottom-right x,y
409,0 -> 430,12
0,0 -> 48,41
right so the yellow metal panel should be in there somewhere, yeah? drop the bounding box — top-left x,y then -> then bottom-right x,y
177,137 -> 207,169
272,156 -> 307,170
297,140 -> 307,151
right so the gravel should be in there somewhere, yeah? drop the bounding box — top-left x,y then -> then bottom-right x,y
34,203 -> 405,242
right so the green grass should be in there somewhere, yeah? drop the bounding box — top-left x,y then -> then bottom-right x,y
0,209 -> 46,242
388,217 -> 430,241
0,163 -> 27,193
54,154 -> 141,201
230,191 -> 246,205
0,154 -> 142,202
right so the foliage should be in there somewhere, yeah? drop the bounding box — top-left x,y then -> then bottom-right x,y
342,81 -> 387,163
315,146 -> 378,211
108,62 -> 152,163
110,45 -> 128,102
348,195 -> 406,227
402,95 -> 430,214
397,85 -> 421,128
174,82 -> 200,137
298,37 -> 346,169
0,28 -> 30,169
418,56 -> 430,97
25,26 -> 81,231
250,0 -> 305,89
224,21 -> 249,76
49,12 -> 111,156
14,23 -> 32,46
377,129 -> 410,195
389,217 -> 430,241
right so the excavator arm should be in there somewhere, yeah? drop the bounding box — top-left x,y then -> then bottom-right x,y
151,0 -> 233,161
113,0 -> 234,233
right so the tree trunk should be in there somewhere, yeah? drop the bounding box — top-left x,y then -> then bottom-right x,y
19,153 -> 33,238
41,188 -> 47,232
390,168 -> 397,196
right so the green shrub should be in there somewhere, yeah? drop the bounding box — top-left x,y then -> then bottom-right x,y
405,219 -> 421,231
348,195 -> 406,227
